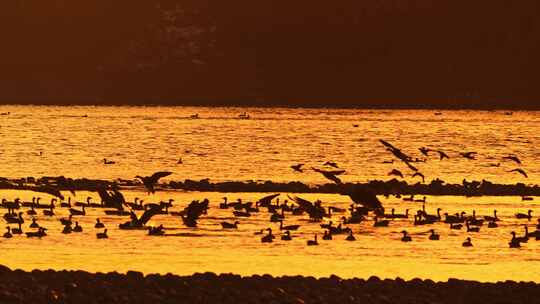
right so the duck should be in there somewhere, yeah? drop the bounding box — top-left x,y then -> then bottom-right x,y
3,227 -> 12,238
281,231 -> 292,241
261,228 -> 274,243
69,205 -> 86,216
43,205 -> 54,216
483,210 -> 499,222
466,221 -> 480,232
345,230 -> 356,241
270,209 -> 285,222
95,218 -> 105,229
62,223 -> 72,234
96,229 -> 108,239
29,218 -> 39,228
307,234 -> 319,246
60,215 -> 73,226
462,237 -> 473,247
509,232 -> 521,248
515,210 -> 533,220
373,217 -> 390,227
428,229 -> 440,240
221,221 -> 239,229
487,221 -> 498,228
322,230 -> 332,240
279,220 -> 300,231
401,230 -> 412,242
26,227 -> 47,238
73,222 -> 83,232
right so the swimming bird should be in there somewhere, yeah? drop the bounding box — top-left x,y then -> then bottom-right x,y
279,220 -> 300,231
411,172 -> 425,183
483,210 -> 499,222
307,234 -> 319,246
135,171 -> 173,193
96,229 -> 108,239
428,229 -> 440,240
261,228 -> 274,243
450,223 -> 463,230
69,205 -> 85,216
323,161 -> 339,168
29,218 -> 39,228
322,230 -> 332,240
401,230 -> 412,242
73,222 -> 83,232
374,217 -> 390,227
460,152 -> 477,160
221,221 -> 239,229
11,223 -> 22,235
388,169 -> 404,179
509,168 -> 528,178
3,227 -> 12,238
515,210 -> 533,220
462,237 -> 473,247
502,155 -> 521,164
103,158 -> 116,165
26,227 -> 47,238
26,205 -> 37,216
487,220 -> 498,228
291,164 -> 304,173
62,223 -> 72,234
509,232 -> 521,248
436,150 -> 450,160
95,218 -> 105,228
60,215 -> 73,226
148,225 -> 165,236
382,160 -> 394,164
345,230 -> 356,241
281,231 -> 292,241
466,221 -> 480,232
5,212 -> 23,225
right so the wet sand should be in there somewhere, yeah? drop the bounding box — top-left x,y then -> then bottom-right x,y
0,266 -> 537,303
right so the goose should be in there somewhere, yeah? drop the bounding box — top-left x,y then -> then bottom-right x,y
307,234 -> 319,246
483,210 -> 499,222
537,219 -> 540,230
281,231 -> 292,241
69,205 -> 86,216
392,209 -> 409,219
322,230 -> 332,240
5,212 -> 23,224
373,217 -> 389,227
62,223 -> 72,234
60,197 -> 72,208
219,197 -> 229,209
503,155 -> 521,164
73,222 -> 83,232
233,210 -> 250,217
29,218 -> 39,228
291,164 -> 304,173
26,227 -> 47,238
487,221 -> 498,228
467,210 -> 484,226
95,218 -> 105,229
103,158 -> 116,164
270,209 -> 285,222
345,230 -> 356,241
135,171 -> 173,193
388,169 -> 404,178
96,229 -> 108,239
402,195 -> 414,201
462,237 -> 473,247
221,221 -> 239,229
514,227 -> 528,243
11,223 -> 22,234
466,221 -> 480,232
3,226 -> 12,238
436,150 -> 450,160
382,160 -> 394,164
279,220 -> 300,231
428,229 -> 440,240
323,161 -> 339,168
401,230 -> 412,242
509,232 -> 521,248
450,223 -> 463,230
509,168 -> 528,178
261,228 -> 274,243
60,215 -> 73,226
444,212 -> 466,224
26,205 -> 37,216
414,196 -> 427,203
515,210 -> 533,220
254,229 -> 265,235
43,204 -> 55,216
148,225 -> 165,236
419,147 -> 432,156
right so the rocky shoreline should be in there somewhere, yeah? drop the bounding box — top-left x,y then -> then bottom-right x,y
0,267 -> 537,303
1,176 -> 539,197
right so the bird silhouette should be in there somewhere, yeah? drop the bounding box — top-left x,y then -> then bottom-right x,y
419,147 -> 432,156
460,152 -> 477,160
291,164 -> 304,172
509,168 -> 528,178
412,172 -> 425,183
312,167 -> 343,184
323,161 -> 339,168
502,155 -> 521,164
388,169 -> 404,178
136,171 -> 173,193
436,150 -> 450,160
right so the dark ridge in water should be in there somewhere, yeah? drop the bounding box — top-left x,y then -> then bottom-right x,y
0,266 -> 537,303
4,176 -> 540,197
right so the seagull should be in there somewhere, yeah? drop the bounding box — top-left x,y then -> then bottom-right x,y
436,150 -> 450,160
323,161 -> 339,168
412,172 -> 425,183
460,152 -> 477,160
419,147 -> 431,157
502,155 -> 521,164
291,164 -> 304,173
388,169 -> 404,179
135,171 -> 173,193
509,168 -> 528,178
312,167 -> 342,184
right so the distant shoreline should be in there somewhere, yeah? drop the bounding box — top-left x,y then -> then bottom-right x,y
0,267 -> 536,303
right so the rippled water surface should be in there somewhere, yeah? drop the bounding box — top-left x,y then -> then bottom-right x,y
0,106 -> 539,282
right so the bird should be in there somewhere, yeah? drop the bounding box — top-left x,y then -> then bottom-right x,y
483,210 -> 499,222
73,222 -> 83,232
69,205 -> 85,216
460,152 -> 477,160
509,168 -> 528,178
103,158 -> 116,165
96,229 -> 108,239
291,164 -> 304,173
419,147 -> 431,156
466,221 -> 480,232
29,218 -> 39,228
135,171 -> 173,193
462,237 -> 473,247
374,217 -> 390,227
3,227 -> 12,238
307,234 -> 319,246
261,228 -> 274,243
322,230 -> 332,240
401,230 -> 412,242
428,229 -> 440,240
345,230 -> 356,241
509,232 -> 521,248
26,227 -> 47,238
281,231 -> 292,241
177,158 -> 183,164
60,215 -> 73,226
279,220 -> 300,231
487,221 -> 498,228
62,223 -> 72,234
388,169 -> 404,179
515,210 -> 533,220
221,221 -> 239,229
411,172 -> 425,183
95,218 -> 105,228
436,150 -> 450,160
312,167 -> 343,184
502,155 -> 521,164
323,161 -> 339,168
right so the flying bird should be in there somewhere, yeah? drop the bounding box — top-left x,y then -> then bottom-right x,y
323,161 -> 339,168
346,187 -> 384,215
135,171 -> 173,193
460,152 -> 477,160
502,155 -> 521,164
388,169 -> 404,179
291,164 -> 304,173
436,150 -> 450,160
419,147 -> 432,157
509,168 -> 528,178
312,167 -> 343,184
412,172 -> 425,183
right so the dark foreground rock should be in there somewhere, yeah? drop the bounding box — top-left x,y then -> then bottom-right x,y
0,267 -> 538,304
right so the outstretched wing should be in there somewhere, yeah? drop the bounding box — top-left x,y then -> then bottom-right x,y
347,187 -> 384,212
323,172 -> 342,184
28,185 -> 65,200
257,193 -> 280,206
288,195 -> 314,210
138,206 -> 163,226
150,171 -> 173,183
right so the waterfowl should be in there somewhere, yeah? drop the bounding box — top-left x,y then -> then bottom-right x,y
73,222 -> 83,232
11,223 -> 22,234
26,227 -> 47,238
428,229 -> 440,241
69,205 -> 86,216
3,227 -> 12,238
135,171 -> 173,194
148,225 -> 165,236
467,210 -> 484,226
509,232 -> 521,248
483,210 -> 499,222
60,197 -> 72,208
279,220 -> 300,231
270,209 -> 285,222
103,158 -> 116,165
462,237 -> 473,247
26,205 -> 37,216
96,229 -> 108,239
43,204 -> 54,216
450,223 -> 463,230
221,221 -> 239,229
487,221 -> 498,228
5,212 -> 23,224
29,218 -> 39,228
537,219 -> 540,230
515,210 -> 533,220
444,212 -> 466,224
62,223 -> 72,234
401,230 -> 412,242
466,221 -> 480,232
254,229 -> 265,235
460,152 -> 477,160
261,228 -> 274,243
388,169 -> 404,179
502,155 -> 521,164
95,218 -> 105,229
281,231 -> 292,241
307,234 -> 319,246
322,230 -> 332,240
60,215 -> 73,226
392,209 -> 409,219
373,217 -> 389,227
436,150 -> 450,160
233,210 -> 251,217
291,164 -> 304,173
345,231 -> 356,241
414,195 -> 426,203
509,168 -> 528,178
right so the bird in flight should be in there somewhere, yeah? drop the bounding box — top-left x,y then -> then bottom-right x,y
291,164 -> 304,173
323,161 -> 339,168
136,171 -> 173,193
509,168 -> 528,178
388,169 -> 404,178
436,150 -> 450,160
412,172 -> 425,183
312,167 -> 343,184
419,147 -> 432,157
460,152 -> 477,160
502,155 -> 521,164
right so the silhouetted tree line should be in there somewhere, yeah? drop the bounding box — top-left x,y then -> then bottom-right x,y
0,1 -> 538,108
